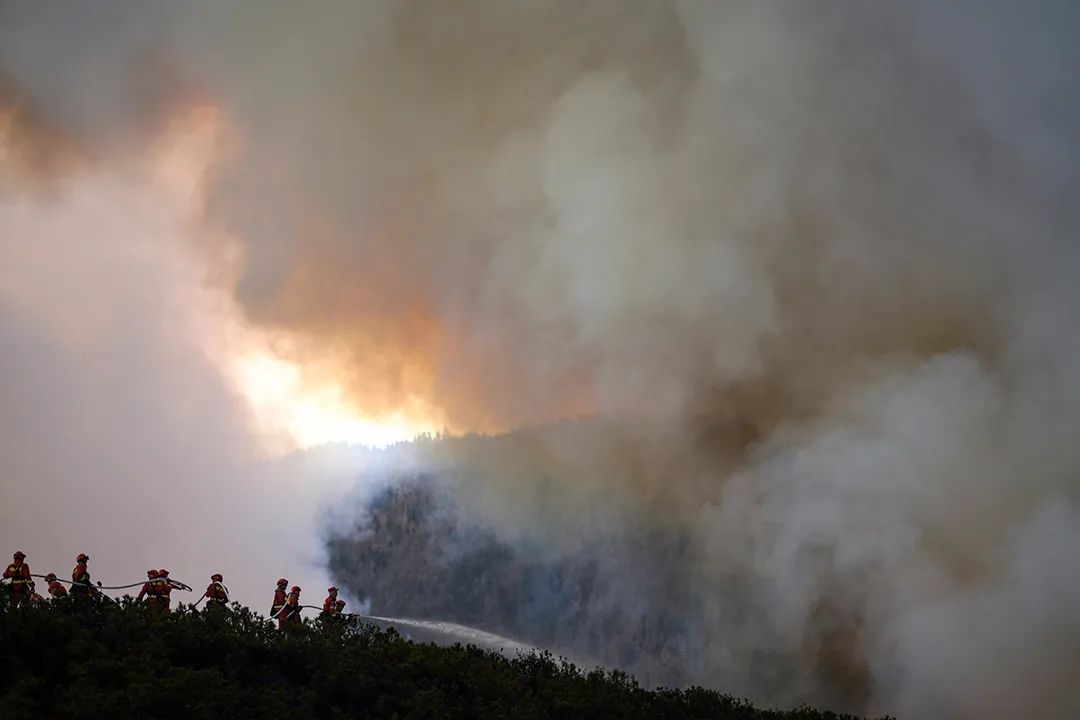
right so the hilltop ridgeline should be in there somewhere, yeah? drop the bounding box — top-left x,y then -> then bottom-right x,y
0,597 -> 885,719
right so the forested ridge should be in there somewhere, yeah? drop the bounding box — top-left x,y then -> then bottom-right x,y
0,597 -> 887,719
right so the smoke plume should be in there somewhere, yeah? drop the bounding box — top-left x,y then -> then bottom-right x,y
2,1 -> 1079,717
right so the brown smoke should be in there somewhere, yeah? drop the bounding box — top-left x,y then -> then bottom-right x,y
0,74 -> 82,189
2,1 -> 1080,716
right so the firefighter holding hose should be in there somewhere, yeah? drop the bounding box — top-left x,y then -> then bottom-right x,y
71,553 -> 99,600
3,551 -> 31,607
203,573 -> 229,610
45,573 -> 67,599
282,585 -> 303,626
322,586 -> 340,616
137,570 -> 159,608
271,578 -> 289,628
154,569 -> 173,611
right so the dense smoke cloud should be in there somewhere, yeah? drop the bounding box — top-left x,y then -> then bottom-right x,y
2,1 -> 1079,717
0,131 -> 373,610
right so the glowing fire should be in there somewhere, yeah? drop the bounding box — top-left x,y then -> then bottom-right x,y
152,104 -> 443,453
0,99 -> 444,454
231,350 -> 437,449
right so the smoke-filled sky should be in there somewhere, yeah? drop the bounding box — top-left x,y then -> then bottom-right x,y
1,1 -> 1079,717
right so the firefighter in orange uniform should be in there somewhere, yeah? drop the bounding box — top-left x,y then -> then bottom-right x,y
322,586 -> 340,615
71,553 -> 97,599
154,569 -> 173,611
204,573 -> 229,610
282,585 -> 303,626
137,570 -> 159,607
3,551 -> 31,607
27,581 -> 45,605
271,578 -> 289,628
45,573 -> 68,599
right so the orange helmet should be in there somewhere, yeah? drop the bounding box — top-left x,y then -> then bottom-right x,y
277,578 -> 288,587
211,573 -> 223,582
76,553 -> 89,563
13,550 -> 26,560
290,586 -> 301,593
45,572 -> 57,582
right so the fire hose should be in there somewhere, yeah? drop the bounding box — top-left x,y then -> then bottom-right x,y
304,605 -> 365,619
193,583 -> 230,608
10,576 -> 353,619
30,573 -> 193,592
19,574 -> 117,604
27,573 -> 193,598
282,604 -> 361,619
272,604 -> 329,619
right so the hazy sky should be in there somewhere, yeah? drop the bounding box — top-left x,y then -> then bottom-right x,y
1,2 -> 1079,717
0,137 -> 374,608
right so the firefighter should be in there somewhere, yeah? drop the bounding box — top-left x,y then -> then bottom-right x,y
71,553 -> 97,599
136,570 -> 159,607
282,585 -> 303,626
45,573 -> 68,599
204,573 -> 229,610
322,586 -> 340,615
154,569 -> 173,611
26,581 -> 45,605
3,551 -> 31,607
271,578 -> 289,628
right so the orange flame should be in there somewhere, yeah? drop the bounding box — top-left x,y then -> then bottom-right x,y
151,103 -> 447,453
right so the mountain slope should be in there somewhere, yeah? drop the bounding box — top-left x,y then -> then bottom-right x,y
0,598 -> 885,719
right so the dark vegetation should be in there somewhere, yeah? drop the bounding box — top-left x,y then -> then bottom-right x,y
0,595 -> 885,719
325,478 -> 707,691
324,448 -> 881,714
328,478 -> 846,704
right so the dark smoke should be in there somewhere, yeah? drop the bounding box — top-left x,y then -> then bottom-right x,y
325,472 -> 713,690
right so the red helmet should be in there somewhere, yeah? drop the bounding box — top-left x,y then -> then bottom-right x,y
147,569 -> 157,578
277,578 -> 288,586
158,569 -> 169,576
76,553 -> 89,563
290,586 -> 301,593
13,550 -> 26,560
327,586 -> 338,594
211,573 -> 223,582
45,572 -> 57,581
